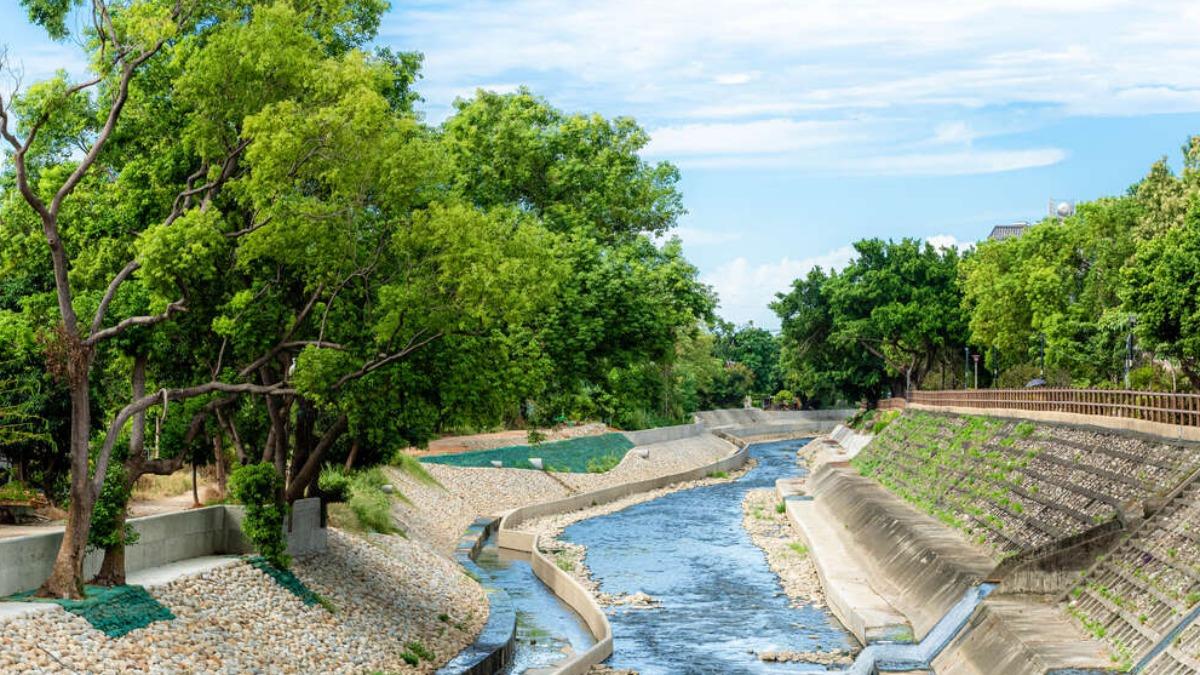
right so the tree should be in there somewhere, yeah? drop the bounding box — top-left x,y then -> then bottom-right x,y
1122,215 -> 1200,389
960,198 -> 1138,385
713,321 -> 781,394
773,268 -> 883,407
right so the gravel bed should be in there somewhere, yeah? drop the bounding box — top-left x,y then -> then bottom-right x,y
741,488 -> 828,609
0,529 -> 486,674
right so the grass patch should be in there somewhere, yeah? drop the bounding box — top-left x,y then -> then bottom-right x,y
788,542 -> 809,557
707,470 -> 729,479
132,470 -> 193,500
775,501 -> 787,514
421,433 -> 634,473
555,552 -> 576,572
390,452 -> 442,487
348,468 -> 399,534
586,453 -> 622,473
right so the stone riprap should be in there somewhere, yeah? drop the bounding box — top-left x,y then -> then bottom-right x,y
852,410 -> 1200,557
388,432 -> 737,554
0,530 -> 485,674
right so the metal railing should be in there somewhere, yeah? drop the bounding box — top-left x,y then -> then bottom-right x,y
907,388 -> 1200,428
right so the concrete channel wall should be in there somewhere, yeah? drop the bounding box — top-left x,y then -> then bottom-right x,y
619,422 -> 705,446
496,434 -> 752,674
0,498 -> 326,597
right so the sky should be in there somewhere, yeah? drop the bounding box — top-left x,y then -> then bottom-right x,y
4,1 -> 1200,328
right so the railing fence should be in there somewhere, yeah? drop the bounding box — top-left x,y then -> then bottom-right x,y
892,389 -> 1200,428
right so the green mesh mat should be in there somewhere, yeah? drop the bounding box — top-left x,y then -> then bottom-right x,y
245,556 -> 321,606
6,584 -> 174,638
420,432 -> 634,472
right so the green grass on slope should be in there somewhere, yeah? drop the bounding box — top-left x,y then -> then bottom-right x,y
420,432 -> 634,473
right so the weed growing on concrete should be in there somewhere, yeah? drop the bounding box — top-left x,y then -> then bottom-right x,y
775,501 -> 787,514
788,543 -> 809,557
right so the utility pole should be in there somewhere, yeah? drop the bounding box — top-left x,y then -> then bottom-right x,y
973,353 -> 980,389
964,347 -> 970,390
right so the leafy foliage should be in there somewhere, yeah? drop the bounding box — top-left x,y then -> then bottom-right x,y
229,463 -> 289,569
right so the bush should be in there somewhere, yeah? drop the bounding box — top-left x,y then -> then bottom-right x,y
0,480 -> 38,503
526,428 -> 547,445
773,389 -> 796,407
89,464 -> 138,553
318,465 -> 351,503
229,463 -> 290,569
586,453 -> 622,473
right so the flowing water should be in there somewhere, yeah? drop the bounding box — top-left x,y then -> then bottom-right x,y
561,438 -> 855,674
472,539 -> 596,673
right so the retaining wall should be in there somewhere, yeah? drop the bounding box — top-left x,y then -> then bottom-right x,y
0,498 -> 326,596
619,422 -> 705,446
496,435 -> 751,674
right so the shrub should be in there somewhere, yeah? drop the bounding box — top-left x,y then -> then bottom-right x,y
318,465 -> 351,503
586,453 -> 622,473
229,463 -> 290,569
0,480 -> 38,503
89,464 -> 138,553
773,389 -> 796,407
526,428 -> 547,445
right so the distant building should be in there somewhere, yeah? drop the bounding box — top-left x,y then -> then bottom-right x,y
987,221 -> 1030,241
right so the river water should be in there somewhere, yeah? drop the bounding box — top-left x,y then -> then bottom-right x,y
562,438 -> 855,674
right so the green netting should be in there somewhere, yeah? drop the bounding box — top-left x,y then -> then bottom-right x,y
245,556 -> 321,606
6,584 -> 174,638
420,432 -> 635,473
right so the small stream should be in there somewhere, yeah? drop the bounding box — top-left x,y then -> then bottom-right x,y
562,438 -> 854,674
473,539 -> 596,673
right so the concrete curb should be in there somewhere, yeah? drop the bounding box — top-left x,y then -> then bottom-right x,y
496,433 -> 753,674
437,517 -> 517,675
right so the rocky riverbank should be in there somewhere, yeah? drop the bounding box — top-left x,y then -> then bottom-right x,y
741,488 -> 826,607
0,529 -> 486,674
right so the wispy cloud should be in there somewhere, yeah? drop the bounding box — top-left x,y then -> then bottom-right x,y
704,246 -> 856,327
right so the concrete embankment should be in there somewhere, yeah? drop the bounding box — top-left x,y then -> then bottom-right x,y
792,410 -> 1199,674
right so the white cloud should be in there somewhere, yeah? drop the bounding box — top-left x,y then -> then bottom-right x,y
713,72 -> 759,86
926,234 -> 972,251
644,118 -> 850,157
704,246 -> 855,327
854,147 -> 1067,176
672,226 -> 742,246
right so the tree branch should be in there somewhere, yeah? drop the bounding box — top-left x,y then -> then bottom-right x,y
92,381 -> 296,495
90,260 -> 141,334
86,299 -> 186,345
332,330 -> 444,389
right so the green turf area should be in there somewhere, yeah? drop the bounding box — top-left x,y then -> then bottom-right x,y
420,433 -> 635,473
6,584 -> 174,638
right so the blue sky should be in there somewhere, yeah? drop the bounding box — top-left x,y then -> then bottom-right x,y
5,1 -> 1200,327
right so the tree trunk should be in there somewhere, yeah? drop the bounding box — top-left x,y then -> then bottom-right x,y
344,438 -> 360,471
213,433 -> 226,499
39,371 -> 93,599
92,355 -> 147,587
